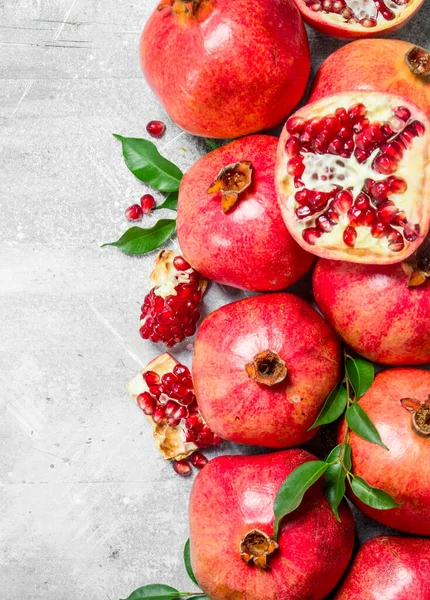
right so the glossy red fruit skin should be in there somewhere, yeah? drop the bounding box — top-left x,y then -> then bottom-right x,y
313,260 -> 430,365
309,39 -> 430,116
338,368 -> 430,535
335,536 -> 430,600
140,0 -> 310,139
190,450 -> 355,600
193,293 -> 341,448
291,0 -> 424,39
177,135 -> 315,292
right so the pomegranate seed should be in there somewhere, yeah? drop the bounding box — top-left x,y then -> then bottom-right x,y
316,214 -> 333,232
371,181 -> 390,200
365,124 -> 385,143
333,190 -> 353,213
296,205 -> 313,219
153,406 -> 166,423
286,137 -> 301,157
287,156 -> 305,177
361,17 -> 377,27
355,193 -> 371,211
143,371 -> 160,385
371,221 -> 388,238
173,364 -> 191,378
125,204 -> 143,221
305,117 -> 323,136
327,204 -> 340,223
286,116 -> 306,134
335,107 -> 349,123
381,141 -> 404,160
353,118 -> 369,134
393,211 -> 407,225
373,154 -> 398,175
140,194 -> 156,214
387,229 -> 405,252
328,138 -> 343,154
146,120 -> 166,138
190,452 -> 208,469
195,427 -> 215,447
309,191 -> 328,210
355,148 -> 369,163
348,206 -> 365,226
339,126 -> 352,139
137,392 -> 156,415
295,189 -> 311,205
302,227 -> 322,245
348,103 -> 366,122
343,226 -> 357,247
173,459 -> 192,477
408,120 -> 425,137
403,222 -> 420,242
377,201 -> 398,224
394,106 -> 411,122
321,116 -> 341,133
381,124 -> 394,138
386,176 -> 407,194
364,208 -> 377,227
173,256 -> 191,271
161,372 -> 177,387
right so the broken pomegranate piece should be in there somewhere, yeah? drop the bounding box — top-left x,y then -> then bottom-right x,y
139,250 -> 207,347
276,92 -> 430,264
126,353 -> 221,474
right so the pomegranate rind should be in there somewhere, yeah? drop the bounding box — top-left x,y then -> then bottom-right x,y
276,92 -> 430,264
292,0 -> 424,39
126,353 -> 197,461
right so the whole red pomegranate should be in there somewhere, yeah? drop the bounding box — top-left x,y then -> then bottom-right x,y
140,0 -> 310,138
335,536 -> 430,600
193,293 -> 341,448
189,450 -> 355,600
313,258 -> 430,364
338,368 -> 430,535
276,91 -> 430,263
310,39 -> 430,116
177,136 -> 315,292
291,0 -> 424,39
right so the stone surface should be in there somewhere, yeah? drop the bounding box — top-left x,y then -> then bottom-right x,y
0,2 -> 429,599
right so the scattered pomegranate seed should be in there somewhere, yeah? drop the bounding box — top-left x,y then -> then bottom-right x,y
190,452 -> 208,469
141,193 -> 156,214
125,204 -> 143,221
173,459 -> 192,477
146,120 -> 166,138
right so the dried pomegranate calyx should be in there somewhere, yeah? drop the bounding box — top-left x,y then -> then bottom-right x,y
245,350 -> 287,386
207,161 -> 253,213
405,46 -> 430,79
240,529 -> 278,570
401,397 -> 430,437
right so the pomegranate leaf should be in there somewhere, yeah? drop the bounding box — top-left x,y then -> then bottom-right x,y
121,584 -> 182,599
205,139 -> 221,151
346,358 -> 374,399
351,476 -> 402,510
346,402 -> 389,450
324,443 -> 351,521
273,461 -> 328,540
113,135 -> 183,193
101,219 -> 177,255
184,539 -> 198,586
309,384 -> 348,430
154,191 -> 178,211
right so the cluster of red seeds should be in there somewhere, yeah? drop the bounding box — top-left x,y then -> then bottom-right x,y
286,103 -> 424,250
137,363 -> 221,476
140,256 -> 204,347
304,0 -> 409,26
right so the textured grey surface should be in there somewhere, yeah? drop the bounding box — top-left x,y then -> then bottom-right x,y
0,2 -> 429,599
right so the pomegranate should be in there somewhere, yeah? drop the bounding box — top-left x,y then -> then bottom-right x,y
338,368 -> 430,534
335,535 -> 430,599
313,254 -> 430,365
126,352 -> 221,475
177,135 -> 315,292
192,293 -> 341,448
310,40 -> 430,116
189,450 -> 355,600
291,0 -> 424,39
276,91 -> 430,264
140,0 -> 310,139
139,250 -> 207,347
125,204 -> 143,221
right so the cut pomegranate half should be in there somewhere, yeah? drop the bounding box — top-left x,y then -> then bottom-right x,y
292,0 -> 424,39
276,92 -> 430,264
139,250 -> 208,347
126,353 -> 221,473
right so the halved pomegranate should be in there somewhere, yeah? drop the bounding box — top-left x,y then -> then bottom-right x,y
126,353 -> 221,475
139,250 -> 207,347
292,0 -> 424,39
276,92 -> 430,264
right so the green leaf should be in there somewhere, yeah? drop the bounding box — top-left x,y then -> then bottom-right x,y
153,191 -> 178,211
121,584 -> 182,600
351,476 -> 402,510
184,539 -> 198,586
114,135 -> 183,192
324,443 -> 351,521
309,385 -> 348,430
204,138 -> 221,151
346,402 -> 388,450
101,219 -> 176,255
346,357 -> 374,399
273,461 -> 328,540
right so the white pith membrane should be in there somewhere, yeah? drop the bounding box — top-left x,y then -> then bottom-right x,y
277,93 -> 429,260
304,0 -> 418,28
127,353 -> 197,461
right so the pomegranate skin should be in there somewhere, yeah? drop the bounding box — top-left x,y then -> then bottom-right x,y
190,450 -> 355,600
313,260 -> 430,365
177,135 -> 315,292
193,293 -> 341,448
309,39 -> 430,116
338,368 -> 430,535
140,0 -> 310,139
335,536 -> 430,600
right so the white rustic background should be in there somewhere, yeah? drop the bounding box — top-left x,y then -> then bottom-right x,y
0,1 -> 429,599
